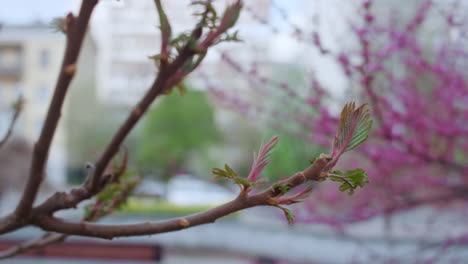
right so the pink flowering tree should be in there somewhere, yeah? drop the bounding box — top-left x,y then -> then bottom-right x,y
207,0 -> 468,261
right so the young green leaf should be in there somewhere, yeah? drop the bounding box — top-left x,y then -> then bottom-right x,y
224,163 -> 238,177
328,169 -> 370,195
154,0 -> 172,56
332,102 -> 373,158
212,163 -> 239,181
326,102 -> 372,170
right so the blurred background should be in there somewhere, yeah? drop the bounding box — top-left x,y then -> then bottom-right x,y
0,0 -> 467,263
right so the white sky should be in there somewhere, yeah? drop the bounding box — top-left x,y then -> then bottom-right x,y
0,0 -> 72,25
0,0 -> 303,27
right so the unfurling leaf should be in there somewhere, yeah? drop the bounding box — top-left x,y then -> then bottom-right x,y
328,168 -> 370,195
247,135 -> 280,182
331,102 -> 373,159
154,0 -> 172,56
213,164 -> 255,189
224,163 -> 237,177
325,102 -> 373,171
278,206 -> 295,225
219,0 -> 243,31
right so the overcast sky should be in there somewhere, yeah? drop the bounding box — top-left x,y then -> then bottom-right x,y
0,0 -> 72,25
0,0 -> 303,27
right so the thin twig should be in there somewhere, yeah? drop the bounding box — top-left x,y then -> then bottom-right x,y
0,168 -> 135,258
0,233 -> 65,259
0,96 -> 23,149
34,156 -> 330,239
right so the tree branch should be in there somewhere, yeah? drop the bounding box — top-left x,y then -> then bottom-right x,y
0,168 -> 135,258
34,156 -> 330,239
0,214 -> 28,235
15,0 -> 99,219
0,233 -> 65,259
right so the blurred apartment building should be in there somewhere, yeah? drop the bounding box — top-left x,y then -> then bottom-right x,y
84,0 -> 271,105
0,24 -> 67,187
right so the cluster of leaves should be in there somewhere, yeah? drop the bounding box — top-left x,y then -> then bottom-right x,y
192,0 -> 242,44
211,102 -> 372,224
150,0 -> 241,74
324,102 -> 372,194
84,171 -> 141,220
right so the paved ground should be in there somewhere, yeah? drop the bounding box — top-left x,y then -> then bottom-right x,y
3,206 -> 468,263
6,256 -> 249,264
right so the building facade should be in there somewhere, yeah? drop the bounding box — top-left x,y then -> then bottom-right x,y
0,24 -> 67,187
84,0 -> 271,105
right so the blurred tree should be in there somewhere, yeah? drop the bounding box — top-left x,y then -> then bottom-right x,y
262,131 -> 321,181
136,90 -> 221,181
65,36 -> 124,183
210,1 -> 468,261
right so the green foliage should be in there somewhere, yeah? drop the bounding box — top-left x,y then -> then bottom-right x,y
332,102 -> 373,156
328,169 -> 370,195
192,0 -> 218,30
263,132 -> 323,181
150,0 -> 242,69
136,90 -> 220,180
84,171 -> 140,219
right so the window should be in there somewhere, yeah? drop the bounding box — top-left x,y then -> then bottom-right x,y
39,49 -> 49,68
37,83 -> 49,103
0,47 -> 21,68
